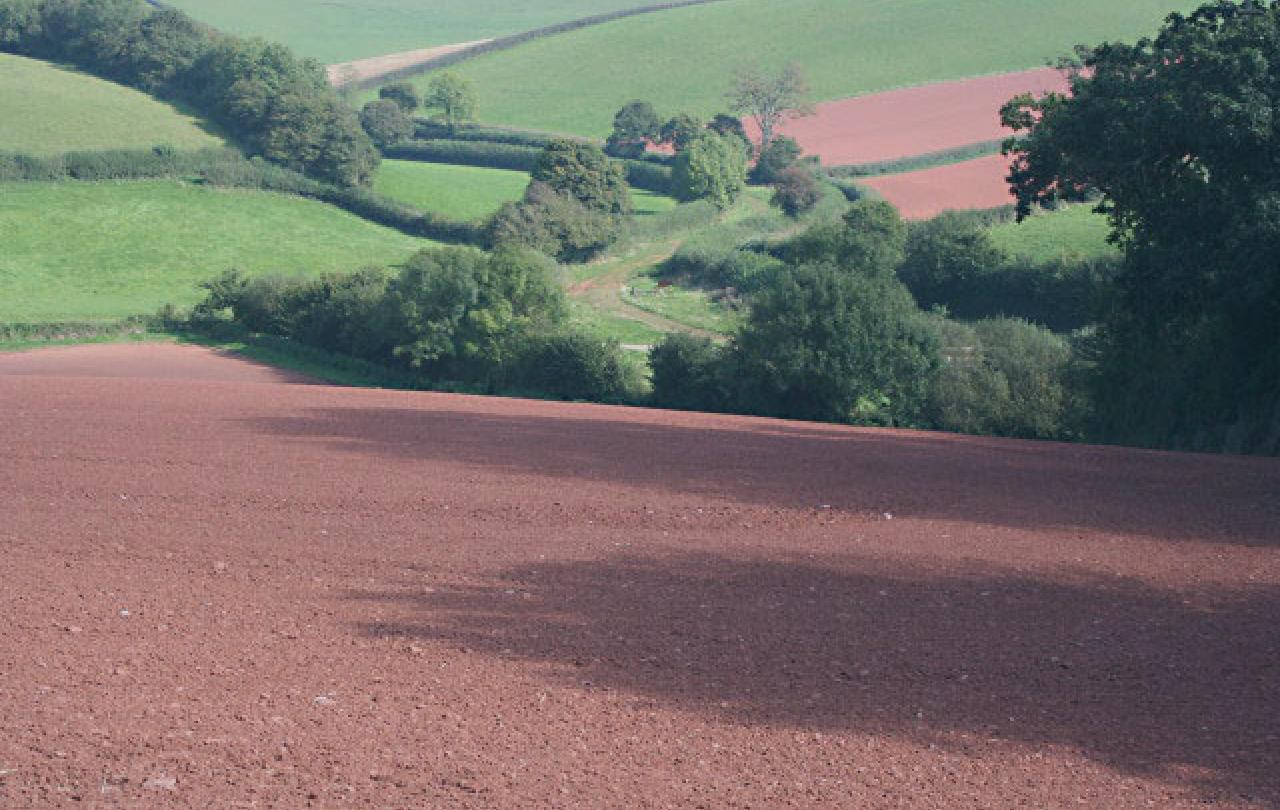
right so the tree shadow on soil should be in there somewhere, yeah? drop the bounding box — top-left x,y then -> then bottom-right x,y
353,552 -> 1280,806
247,406 -> 1280,547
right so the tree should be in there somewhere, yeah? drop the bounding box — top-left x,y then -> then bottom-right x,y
671,131 -> 747,209
733,260 -> 940,424
379,81 -> 420,113
531,139 -> 632,215
749,135 -> 801,184
780,198 -> 907,274
424,71 -> 476,133
769,165 -> 821,217
897,212 -> 1007,306
605,100 -> 661,158
1001,0 -> 1280,450
707,113 -> 749,147
359,98 -> 414,148
488,182 -> 622,262
658,113 -> 703,153
727,62 -> 814,150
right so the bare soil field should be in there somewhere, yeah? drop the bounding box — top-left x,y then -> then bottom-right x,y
2,343 -> 1277,808
751,68 -> 1069,167
860,154 -> 1017,219
326,40 -> 492,88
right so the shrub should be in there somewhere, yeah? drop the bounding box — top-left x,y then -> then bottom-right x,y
671,131 -> 747,208
606,100 -> 661,159
510,331 -> 629,402
649,334 -> 731,411
663,236 -> 781,292
750,136 -> 801,184
770,166 -> 821,216
532,139 -> 632,215
379,82 -> 420,112
360,99 -> 415,149
487,182 -> 622,263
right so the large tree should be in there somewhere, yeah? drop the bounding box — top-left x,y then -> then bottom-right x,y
1001,0 -> 1280,451
605,100 -> 661,158
726,62 -> 814,150
424,71 -> 476,134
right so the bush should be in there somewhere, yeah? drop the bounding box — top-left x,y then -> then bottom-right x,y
649,334 -> 731,411
770,166 -> 821,216
379,82 -> 420,112
360,99 -> 415,149
671,131 -> 747,208
898,211 -> 1008,301
487,182 -> 622,262
663,236 -> 781,292
750,136 -> 801,184
510,331 -> 629,402
532,139 -> 632,215
384,139 -> 541,171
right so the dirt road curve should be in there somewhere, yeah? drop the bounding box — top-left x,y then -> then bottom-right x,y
2,343 -> 1277,808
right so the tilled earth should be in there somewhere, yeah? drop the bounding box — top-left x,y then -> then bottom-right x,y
2,343 -> 1278,808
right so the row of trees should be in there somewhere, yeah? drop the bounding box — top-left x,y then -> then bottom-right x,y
360,74 -> 477,148
0,0 -> 377,185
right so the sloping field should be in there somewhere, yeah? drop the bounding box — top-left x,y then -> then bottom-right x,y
991,204 -> 1119,262
373,160 -> 677,220
860,154 -> 1015,219
0,181 -> 430,322
414,0 -> 1201,137
752,68 -> 1069,167
162,0 -> 663,64
1,343 -> 1277,808
0,53 -> 224,155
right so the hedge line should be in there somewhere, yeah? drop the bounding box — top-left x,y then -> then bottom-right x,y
827,140 -> 1006,178
385,140 -> 675,194
0,146 -> 482,245
344,0 -> 733,91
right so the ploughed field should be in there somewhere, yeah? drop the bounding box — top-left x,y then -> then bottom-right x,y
2,343 -> 1277,808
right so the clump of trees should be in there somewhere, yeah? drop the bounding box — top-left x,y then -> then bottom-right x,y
193,246 -> 635,401
487,139 -> 632,261
359,99 -> 414,148
1001,0 -> 1280,452
671,130 -> 748,209
0,0 -> 378,185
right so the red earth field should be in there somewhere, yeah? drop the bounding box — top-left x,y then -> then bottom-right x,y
2,343 -> 1278,808
750,68 -> 1068,167
858,154 -> 1021,220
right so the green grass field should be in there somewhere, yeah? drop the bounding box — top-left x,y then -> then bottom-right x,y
373,160 -> 678,220
401,0 -> 1201,137
989,205 -> 1118,262
0,181 -> 432,323
0,53 -> 225,155
161,0 -> 657,64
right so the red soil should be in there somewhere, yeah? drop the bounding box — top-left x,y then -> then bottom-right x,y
859,153 -> 1018,219
2,343 -> 1278,808
748,68 -> 1068,167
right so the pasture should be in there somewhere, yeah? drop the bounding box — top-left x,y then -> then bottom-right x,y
374,160 -> 678,220
0,53 -> 225,155
0,181 -> 430,323
402,0 -> 1202,138
160,0 -> 660,64
990,205 -> 1118,262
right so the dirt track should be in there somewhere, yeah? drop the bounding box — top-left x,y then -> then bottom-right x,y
2,343 -> 1278,808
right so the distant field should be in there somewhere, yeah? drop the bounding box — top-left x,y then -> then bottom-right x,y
989,205 -> 1118,262
374,160 -> 677,220
0,181 -> 431,323
161,0 -> 659,64
405,0 -> 1201,138
0,53 -> 225,155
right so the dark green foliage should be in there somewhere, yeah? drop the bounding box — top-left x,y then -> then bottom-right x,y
658,113 -> 703,153
606,100 -> 661,159
531,139 -> 632,215
925,317 -> 1076,440
779,199 -> 907,274
663,236 -> 781,292
411,121 -> 576,148
487,182 -> 622,262
898,212 -> 1008,301
359,98 -> 414,149
379,81 -> 420,112
707,113 -> 749,148
1001,0 -> 1280,451
828,139 -> 1004,178
749,135 -> 800,184
1,0 -> 378,186
509,331 -> 629,402
671,131 -> 747,208
734,261 -> 939,424
0,145 -> 242,181
649,334 -> 731,411
769,165 -> 820,216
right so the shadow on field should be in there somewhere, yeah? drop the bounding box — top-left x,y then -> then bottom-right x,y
248,406 -> 1280,547
353,552 -> 1280,805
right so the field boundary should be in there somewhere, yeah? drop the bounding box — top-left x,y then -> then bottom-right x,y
335,0 -> 733,91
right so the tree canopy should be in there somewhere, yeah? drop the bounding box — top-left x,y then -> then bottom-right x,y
727,63 -> 814,149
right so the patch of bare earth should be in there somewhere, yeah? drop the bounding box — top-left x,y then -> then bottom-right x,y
327,40 -> 493,88
1,343 -> 1277,808
859,154 -> 1019,219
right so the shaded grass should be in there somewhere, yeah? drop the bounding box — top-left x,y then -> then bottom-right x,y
373,159 -> 679,220
989,205 -> 1118,262
401,0 -> 1201,137
0,53 -> 225,155
625,276 -> 739,333
162,0 -> 656,64
0,180 -> 432,323
568,299 -> 665,345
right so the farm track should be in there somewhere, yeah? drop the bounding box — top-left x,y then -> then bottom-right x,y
1,342 -> 1278,808
568,243 -> 718,340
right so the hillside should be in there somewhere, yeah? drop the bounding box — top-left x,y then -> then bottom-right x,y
0,181 -> 430,322
0,53 -> 225,154
401,0 -> 1203,137
1,341 -> 1276,807
161,0 -> 669,65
